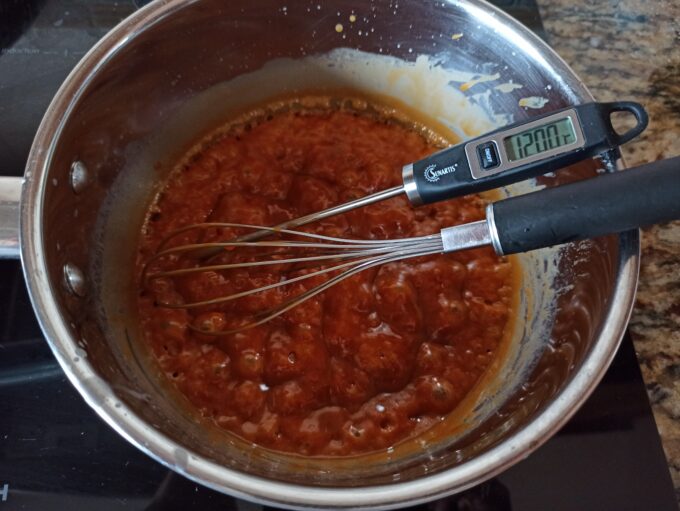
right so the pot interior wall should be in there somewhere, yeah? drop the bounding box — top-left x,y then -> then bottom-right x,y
36,0 -> 625,489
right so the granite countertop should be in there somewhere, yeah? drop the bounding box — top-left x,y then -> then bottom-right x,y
540,0 -> 680,499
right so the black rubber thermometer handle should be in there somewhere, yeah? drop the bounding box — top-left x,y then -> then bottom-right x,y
404,101 -> 648,205
489,156 -> 680,255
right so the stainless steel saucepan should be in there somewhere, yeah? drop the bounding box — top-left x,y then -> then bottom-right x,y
0,1 -> 639,509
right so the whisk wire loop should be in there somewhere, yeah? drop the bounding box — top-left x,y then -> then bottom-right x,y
143,221 -> 490,335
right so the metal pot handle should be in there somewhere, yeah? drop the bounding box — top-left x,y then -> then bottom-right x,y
0,177 -> 22,259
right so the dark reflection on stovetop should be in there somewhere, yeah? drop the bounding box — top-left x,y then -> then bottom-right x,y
0,0 -> 677,509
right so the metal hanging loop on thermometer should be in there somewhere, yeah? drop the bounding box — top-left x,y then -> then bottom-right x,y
240,101 -> 648,241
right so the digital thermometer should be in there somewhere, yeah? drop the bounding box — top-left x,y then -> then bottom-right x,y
238,101 -> 648,242
403,101 -> 648,205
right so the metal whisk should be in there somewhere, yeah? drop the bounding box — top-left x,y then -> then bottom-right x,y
143,156 -> 680,335
143,219 -> 493,335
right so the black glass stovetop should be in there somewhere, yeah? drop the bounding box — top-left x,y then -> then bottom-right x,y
0,1 -> 677,510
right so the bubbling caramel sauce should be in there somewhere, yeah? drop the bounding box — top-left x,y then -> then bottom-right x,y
137,96 -> 515,456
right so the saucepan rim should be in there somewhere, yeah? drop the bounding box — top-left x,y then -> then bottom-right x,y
19,0 -> 640,508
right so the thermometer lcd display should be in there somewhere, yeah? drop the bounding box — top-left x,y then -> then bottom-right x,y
504,117 -> 577,161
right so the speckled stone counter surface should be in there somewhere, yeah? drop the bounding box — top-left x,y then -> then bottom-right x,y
539,0 -> 680,499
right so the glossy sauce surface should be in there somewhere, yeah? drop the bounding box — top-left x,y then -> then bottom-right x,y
137,103 -> 514,456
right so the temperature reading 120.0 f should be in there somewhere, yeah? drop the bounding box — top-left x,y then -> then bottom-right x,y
504,117 -> 577,162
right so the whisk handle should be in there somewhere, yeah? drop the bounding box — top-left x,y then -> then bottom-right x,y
488,156 -> 680,255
